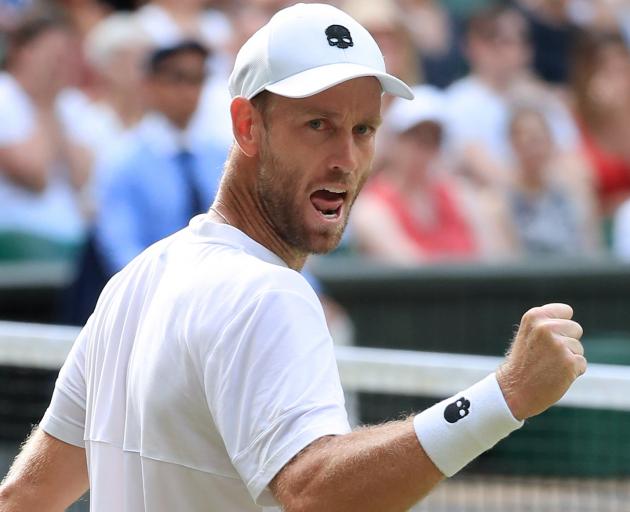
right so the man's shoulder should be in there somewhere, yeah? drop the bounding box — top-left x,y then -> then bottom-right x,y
157,224 -> 319,305
214,247 -> 316,302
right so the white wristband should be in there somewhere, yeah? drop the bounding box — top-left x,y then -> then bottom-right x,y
413,373 -> 524,477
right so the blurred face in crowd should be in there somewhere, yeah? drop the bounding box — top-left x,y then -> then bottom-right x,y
589,40 -> 630,111
467,10 -> 531,86
12,26 -> 76,99
510,110 -> 553,175
365,21 -> 415,84
393,121 -> 443,180
146,49 -> 206,129
105,45 -> 150,93
251,78 -> 382,256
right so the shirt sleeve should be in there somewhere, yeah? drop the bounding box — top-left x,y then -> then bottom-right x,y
40,323 -> 89,447
0,81 -> 33,145
201,287 -> 351,506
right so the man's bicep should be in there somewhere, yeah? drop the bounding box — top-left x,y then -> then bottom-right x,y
268,435 -> 335,506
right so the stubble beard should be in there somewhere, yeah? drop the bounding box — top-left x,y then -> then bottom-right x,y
256,141 -> 363,256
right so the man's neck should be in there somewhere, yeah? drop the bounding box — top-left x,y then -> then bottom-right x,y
103,87 -> 145,128
210,152 -> 307,271
475,71 -> 513,94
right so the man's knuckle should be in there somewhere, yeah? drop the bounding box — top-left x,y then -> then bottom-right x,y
530,320 -> 552,339
522,307 -> 541,323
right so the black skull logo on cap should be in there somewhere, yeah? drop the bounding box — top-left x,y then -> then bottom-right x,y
326,24 -> 354,49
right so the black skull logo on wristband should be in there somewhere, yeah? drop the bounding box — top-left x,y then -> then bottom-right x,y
444,397 -> 471,423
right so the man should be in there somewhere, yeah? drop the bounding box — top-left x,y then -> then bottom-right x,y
0,4 -> 586,511
66,39 -> 226,325
94,39 -> 224,275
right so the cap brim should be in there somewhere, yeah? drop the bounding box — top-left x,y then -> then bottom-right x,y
264,62 -> 414,100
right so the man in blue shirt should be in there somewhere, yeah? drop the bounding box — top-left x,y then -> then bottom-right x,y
95,40 -> 226,275
66,40 -> 226,324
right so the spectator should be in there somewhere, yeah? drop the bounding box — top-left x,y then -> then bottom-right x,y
78,13 -> 151,215
66,40 -> 225,324
351,86 -> 491,264
83,13 -> 150,145
505,107 -> 603,258
397,0 -> 467,88
445,6 -> 578,187
0,13 -> 91,261
515,0 -> 581,87
571,31 -> 630,217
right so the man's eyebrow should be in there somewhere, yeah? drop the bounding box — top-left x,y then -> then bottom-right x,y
298,107 -> 342,119
298,107 -> 382,126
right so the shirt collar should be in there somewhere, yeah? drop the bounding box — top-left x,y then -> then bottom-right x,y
188,215 -> 289,269
136,112 -> 192,156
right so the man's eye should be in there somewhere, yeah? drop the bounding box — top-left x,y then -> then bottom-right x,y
308,119 -> 324,130
355,124 -> 373,135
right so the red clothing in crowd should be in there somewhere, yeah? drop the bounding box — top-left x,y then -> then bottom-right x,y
364,178 -> 477,259
580,128 -> 630,210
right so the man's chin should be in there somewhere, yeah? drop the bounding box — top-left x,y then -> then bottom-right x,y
305,229 -> 345,255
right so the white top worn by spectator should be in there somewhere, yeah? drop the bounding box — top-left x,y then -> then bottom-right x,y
41,217 -> 350,512
0,72 -> 84,244
445,75 -> 578,166
613,199 -> 630,260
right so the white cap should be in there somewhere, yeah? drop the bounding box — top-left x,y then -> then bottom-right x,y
228,3 -> 413,100
386,85 -> 446,134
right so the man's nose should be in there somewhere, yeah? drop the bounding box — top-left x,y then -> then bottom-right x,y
329,132 -> 359,174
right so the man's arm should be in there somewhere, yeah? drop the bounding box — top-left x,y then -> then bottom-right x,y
0,101 -> 92,193
0,427 -> 88,512
271,419 -> 442,512
270,303 -> 586,512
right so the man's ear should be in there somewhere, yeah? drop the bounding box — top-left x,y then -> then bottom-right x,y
231,97 -> 264,157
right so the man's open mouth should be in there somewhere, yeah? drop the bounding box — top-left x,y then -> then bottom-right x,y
310,188 -> 347,219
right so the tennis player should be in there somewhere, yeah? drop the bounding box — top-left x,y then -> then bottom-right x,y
0,4 -> 586,512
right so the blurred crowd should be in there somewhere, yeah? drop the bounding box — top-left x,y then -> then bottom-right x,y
3,0 -> 630,287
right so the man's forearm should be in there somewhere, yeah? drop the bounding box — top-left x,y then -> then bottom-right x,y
271,418 -> 444,512
0,428 -> 88,512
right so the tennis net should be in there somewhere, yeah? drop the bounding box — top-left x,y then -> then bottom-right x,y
1,320 -> 629,511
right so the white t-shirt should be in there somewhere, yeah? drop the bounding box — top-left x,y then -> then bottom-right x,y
41,215 -> 350,511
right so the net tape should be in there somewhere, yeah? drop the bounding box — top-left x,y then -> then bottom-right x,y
1,320 -> 629,411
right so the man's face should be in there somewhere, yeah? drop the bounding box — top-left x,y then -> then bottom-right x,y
469,12 -> 530,81
395,121 -> 442,176
254,77 -> 382,256
147,50 -> 206,128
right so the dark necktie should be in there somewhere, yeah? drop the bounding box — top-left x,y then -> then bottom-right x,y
176,149 -> 206,219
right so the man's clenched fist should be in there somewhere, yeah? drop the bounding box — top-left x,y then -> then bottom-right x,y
496,303 -> 587,421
